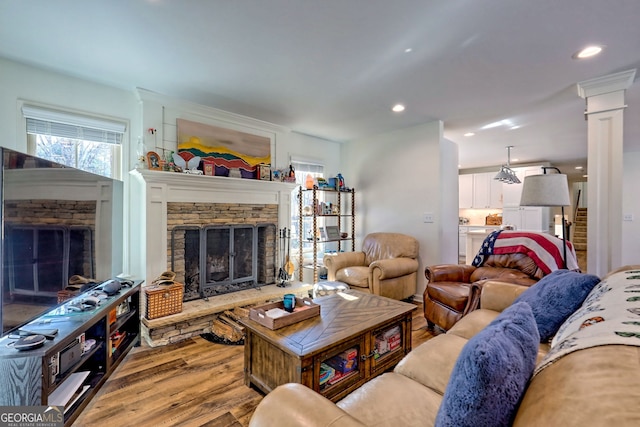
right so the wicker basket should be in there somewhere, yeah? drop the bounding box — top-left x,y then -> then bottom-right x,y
485,214 -> 502,225
144,282 -> 184,320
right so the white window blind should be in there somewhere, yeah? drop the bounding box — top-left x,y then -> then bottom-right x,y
22,105 -> 126,145
291,160 -> 324,185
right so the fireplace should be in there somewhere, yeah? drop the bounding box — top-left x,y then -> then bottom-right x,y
132,169 -> 296,306
167,201 -> 279,301
171,223 -> 276,300
132,170 -> 300,346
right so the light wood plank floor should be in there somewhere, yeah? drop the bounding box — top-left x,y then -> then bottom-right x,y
73,302 -> 437,427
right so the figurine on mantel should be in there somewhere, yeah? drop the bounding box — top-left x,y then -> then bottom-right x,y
136,137 -> 147,169
173,152 -> 203,174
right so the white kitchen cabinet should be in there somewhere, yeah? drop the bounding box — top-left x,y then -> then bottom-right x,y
488,173 -> 503,208
458,226 -> 468,257
472,172 -> 502,209
459,172 -> 502,209
502,206 -> 549,232
458,174 -> 473,209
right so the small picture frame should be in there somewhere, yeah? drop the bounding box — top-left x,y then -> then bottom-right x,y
146,151 -> 161,170
203,161 -> 215,176
257,164 -> 271,181
325,226 -> 340,241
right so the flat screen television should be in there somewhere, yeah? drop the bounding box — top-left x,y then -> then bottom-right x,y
0,147 -> 124,335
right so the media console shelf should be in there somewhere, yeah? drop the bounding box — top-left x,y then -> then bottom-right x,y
0,280 -> 142,426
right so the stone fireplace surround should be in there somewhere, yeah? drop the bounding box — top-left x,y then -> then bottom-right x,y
169,203 -> 278,300
131,169 -> 311,346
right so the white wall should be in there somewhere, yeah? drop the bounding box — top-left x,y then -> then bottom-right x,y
622,151 -> 640,266
0,59 -> 343,281
341,121 -> 458,298
0,58 -> 138,159
0,57 -> 138,275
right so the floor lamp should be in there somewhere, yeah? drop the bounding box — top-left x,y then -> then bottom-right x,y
519,167 -> 571,269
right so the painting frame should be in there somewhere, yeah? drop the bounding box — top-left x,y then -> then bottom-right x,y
176,118 -> 273,179
325,226 -> 341,241
147,151 -> 161,170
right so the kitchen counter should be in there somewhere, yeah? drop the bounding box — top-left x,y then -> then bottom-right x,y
460,225 -> 502,230
465,227 -> 500,264
458,225 -> 501,260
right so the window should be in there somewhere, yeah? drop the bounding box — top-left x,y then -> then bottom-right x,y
290,160 -> 325,256
22,104 -> 126,179
291,160 -> 324,186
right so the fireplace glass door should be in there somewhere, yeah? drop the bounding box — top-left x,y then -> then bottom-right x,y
203,225 -> 256,288
172,224 -> 276,300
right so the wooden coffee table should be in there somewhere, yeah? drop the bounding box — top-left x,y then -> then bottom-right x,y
239,290 -> 416,402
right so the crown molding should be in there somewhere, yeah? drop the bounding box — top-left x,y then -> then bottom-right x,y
577,69 -> 636,99
134,87 -> 288,134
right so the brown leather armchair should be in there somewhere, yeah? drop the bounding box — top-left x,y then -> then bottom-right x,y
324,232 -> 419,300
423,253 -> 544,331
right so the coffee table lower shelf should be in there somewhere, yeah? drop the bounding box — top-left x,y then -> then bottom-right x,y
239,290 -> 416,402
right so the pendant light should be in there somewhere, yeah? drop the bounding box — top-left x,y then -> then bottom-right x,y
494,146 -> 521,184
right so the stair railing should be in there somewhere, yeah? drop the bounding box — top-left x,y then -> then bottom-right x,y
573,189 -> 581,225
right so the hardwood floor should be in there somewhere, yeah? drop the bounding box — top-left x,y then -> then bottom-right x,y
73,302 -> 437,427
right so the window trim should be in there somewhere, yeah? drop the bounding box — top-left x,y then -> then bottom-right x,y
19,101 -> 127,179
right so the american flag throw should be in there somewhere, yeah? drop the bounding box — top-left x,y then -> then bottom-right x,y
472,230 -> 580,273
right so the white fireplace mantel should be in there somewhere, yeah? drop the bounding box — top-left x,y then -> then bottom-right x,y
130,168 -> 297,284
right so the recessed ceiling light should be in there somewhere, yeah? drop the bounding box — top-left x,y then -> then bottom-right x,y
392,104 -> 405,112
573,45 -> 603,59
510,125 -> 521,130
575,166 -> 584,170
464,132 -> 475,137
404,48 -> 413,53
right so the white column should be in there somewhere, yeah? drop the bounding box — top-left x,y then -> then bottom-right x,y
577,69 -> 635,277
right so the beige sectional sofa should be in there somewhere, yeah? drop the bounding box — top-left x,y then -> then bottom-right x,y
249,266 -> 640,427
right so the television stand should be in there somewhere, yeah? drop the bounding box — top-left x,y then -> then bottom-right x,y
0,280 -> 142,426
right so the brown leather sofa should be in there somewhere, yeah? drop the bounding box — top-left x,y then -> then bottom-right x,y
424,253 -> 545,331
248,266 -> 640,427
324,232 -> 419,300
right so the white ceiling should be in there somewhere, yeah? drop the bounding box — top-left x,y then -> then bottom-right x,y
2,0 -> 640,179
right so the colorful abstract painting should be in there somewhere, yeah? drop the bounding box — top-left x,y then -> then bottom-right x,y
176,118 -> 271,178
